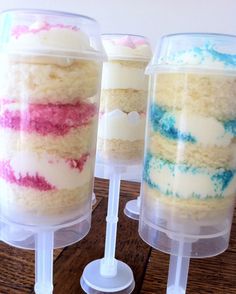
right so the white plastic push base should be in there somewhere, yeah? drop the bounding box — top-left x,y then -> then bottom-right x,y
124,199 -> 140,220
81,259 -> 135,294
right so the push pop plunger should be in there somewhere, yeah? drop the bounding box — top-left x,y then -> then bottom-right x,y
0,9 -> 104,294
81,34 -> 151,293
81,164 -> 135,294
139,33 -> 236,293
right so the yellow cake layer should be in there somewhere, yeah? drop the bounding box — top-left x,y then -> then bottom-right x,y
0,119 -> 97,159
97,137 -> 144,162
142,183 -> 235,222
0,56 -> 101,104
100,89 -> 148,113
0,180 -> 92,225
154,72 -> 236,120
149,132 -> 236,169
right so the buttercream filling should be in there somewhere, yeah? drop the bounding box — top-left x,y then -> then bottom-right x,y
98,109 -> 146,141
101,62 -> 148,90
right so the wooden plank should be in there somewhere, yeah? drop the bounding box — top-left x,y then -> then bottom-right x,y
53,195 -> 151,294
0,245 -> 34,294
120,180 -> 141,198
93,177 -> 109,198
141,211 -> 236,294
0,241 -> 64,294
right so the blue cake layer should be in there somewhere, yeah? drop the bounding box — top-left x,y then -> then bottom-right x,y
143,152 -> 236,199
150,103 -> 196,143
150,102 -> 236,143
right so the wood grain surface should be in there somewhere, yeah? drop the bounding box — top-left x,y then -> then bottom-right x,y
0,178 -> 235,294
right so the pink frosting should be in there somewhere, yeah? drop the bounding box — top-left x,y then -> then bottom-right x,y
0,160 -> 55,191
0,153 -> 90,191
12,22 -> 78,39
67,153 -> 89,172
113,35 -> 148,48
0,101 -> 97,136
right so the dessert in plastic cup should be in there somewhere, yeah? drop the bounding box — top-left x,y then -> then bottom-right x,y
97,34 -> 152,165
139,33 -> 236,257
0,9 -> 104,226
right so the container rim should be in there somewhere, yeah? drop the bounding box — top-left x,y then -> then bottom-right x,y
0,8 -> 98,24
102,33 -> 148,39
161,32 -> 236,39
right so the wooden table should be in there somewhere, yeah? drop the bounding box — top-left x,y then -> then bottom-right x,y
0,178 -> 235,294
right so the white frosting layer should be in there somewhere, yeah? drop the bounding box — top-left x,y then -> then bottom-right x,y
157,44 -> 236,70
148,156 -> 236,199
102,39 -> 152,60
10,151 -> 92,189
163,51 -> 226,69
101,61 -> 148,90
98,109 -> 146,141
174,110 -> 233,146
7,22 -> 96,56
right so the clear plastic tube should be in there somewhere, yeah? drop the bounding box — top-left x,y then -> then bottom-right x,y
97,34 -> 151,166
0,8 -> 104,294
0,9 -> 104,248
139,33 -> 236,258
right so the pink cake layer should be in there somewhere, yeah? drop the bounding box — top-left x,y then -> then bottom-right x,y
0,100 -> 97,136
0,153 -> 89,191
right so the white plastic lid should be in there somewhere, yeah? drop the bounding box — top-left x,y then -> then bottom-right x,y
0,9 -> 106,60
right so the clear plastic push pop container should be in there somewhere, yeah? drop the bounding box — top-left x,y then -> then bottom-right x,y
97,34 -> 152,166
81,34 -> 151,294
139,33 -> 236,258
0,9 -> 104,249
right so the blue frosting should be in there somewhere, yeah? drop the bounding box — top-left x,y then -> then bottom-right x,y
165,43 -> 236,69
143,152 -> 166,193
192,45 -> 236,68
223,119 -> 236,136
211,170 -> 234,192
143,152 -> 152,185
143,152 -> 236,199
150,102 -> 236,140
150,103 -> 196,143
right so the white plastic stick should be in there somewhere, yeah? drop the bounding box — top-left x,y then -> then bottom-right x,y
167,241 -> 190,294
34,230 -> 54,294
100,172 -> 121,277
